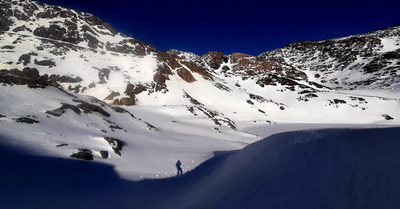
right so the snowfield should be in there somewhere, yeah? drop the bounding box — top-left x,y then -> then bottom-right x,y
1,127 -> 400,209
0,84 -> 249,180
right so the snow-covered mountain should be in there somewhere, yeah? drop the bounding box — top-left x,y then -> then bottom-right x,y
0,0 -> 399,181
1,0 -> 400,208
260,27 -> 400,89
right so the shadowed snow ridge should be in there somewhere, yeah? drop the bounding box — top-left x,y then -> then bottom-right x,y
2,127 -> 400,209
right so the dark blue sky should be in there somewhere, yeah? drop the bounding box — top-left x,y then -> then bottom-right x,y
40,0 -> 400,56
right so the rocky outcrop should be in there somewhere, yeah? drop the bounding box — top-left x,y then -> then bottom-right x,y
13,117 -> 39,124
114,97 -> 135,106
34,59 -> 56,67
167,50 -> 214,80
363,50 -> 400,74
114,39 -> 157,56
125,83 -> 146,97
51,75 -> 82,83
104,137 -> 125,156
70,149 -> 93,160
111,83 -> 148,106
181,61 -> 213,80
153,63 -> 173,92
33,24 -> 82,44
0,67 -> 59,88
18,52 -> 38,66
200,52 -> 310,89
98,68 -> 110,84
177,68 -> 196,83
46,103 -> 81,117
73,100 -> 110,117
1,0 -> 157,56
202,51 -> 229,69
230,53 -> 306,79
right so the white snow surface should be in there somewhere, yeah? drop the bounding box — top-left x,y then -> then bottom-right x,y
1,127 -> 400,209
0,85 -> 249,180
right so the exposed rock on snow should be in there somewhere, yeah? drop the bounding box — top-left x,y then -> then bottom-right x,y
70,149 -> 93,160
0,67 -> 51,88
100,150 -> 109,158
104,137 -> 125,156
13,117 -> 39,124
56,143 -> 68,147
202,51 -> 228,70
46,103 -> 81,116
74,100 -> 110,117
382,114 -> 394,120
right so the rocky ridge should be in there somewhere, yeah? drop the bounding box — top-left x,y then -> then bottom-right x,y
260,26 -> 400,89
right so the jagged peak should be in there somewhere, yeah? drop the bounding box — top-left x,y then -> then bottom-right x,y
0,0 -> 157,56
276,25 -> 400,51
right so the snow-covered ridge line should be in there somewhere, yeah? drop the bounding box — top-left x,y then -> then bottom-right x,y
261,26 -> 400,89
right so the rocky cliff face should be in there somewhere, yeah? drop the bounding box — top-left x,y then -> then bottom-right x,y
0,0 -> 155,55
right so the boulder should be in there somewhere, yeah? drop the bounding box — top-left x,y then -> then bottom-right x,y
100,150 -> 109,159
119,97 -> 135,106
382,114 -> 394,120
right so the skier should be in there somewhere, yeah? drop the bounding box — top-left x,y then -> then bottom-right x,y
176,160 -> 183,176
